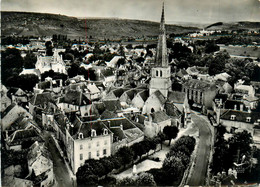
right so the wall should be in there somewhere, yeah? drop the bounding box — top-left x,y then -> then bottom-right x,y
72,134 -> 112,174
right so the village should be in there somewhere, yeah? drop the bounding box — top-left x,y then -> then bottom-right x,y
1,3 -> 260,187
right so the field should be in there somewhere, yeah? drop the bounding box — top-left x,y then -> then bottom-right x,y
219,45 -> 260,58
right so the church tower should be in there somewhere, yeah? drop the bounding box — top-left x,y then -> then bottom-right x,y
149,3 -> 171,98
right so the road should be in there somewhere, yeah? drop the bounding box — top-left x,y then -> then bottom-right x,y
187,113 -> 212,186
43,131 -> 74,187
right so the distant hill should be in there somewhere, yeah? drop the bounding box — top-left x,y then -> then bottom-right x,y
205,21 -> 260,30
1,11 -> 199,39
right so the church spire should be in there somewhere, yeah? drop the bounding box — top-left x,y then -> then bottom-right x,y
155,2 -> 168,67
160,2 -> 165,33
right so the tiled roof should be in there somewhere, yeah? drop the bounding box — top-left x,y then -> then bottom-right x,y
59,90 -> 90,106
100,110 -> 118,120
183,79 -> 215,90
74,120 -> 111,139
167,91 -> 185,103
110,127 -> 126,141
221,110 -> 260,124
224,100 -> 246,111
102,118 -> 136,130
138,90 -> 149,102
152,110 -> 170,123
103,99 -> 121,111
1,103 -> 16,118
30,92 -> 53,106
176,69 -> 188,78
92,102 -> 106,115
165,103 -> 182,117
153,90 -> 166,104
125,89 -> 139,100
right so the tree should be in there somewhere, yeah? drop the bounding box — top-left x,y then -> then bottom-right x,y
163,126 -> 179,146
117,177 -> 135,186
6,74 -> 39,91
136,172 -> 156,186
157,132 -> 166,150
76,163 -> 98,186
116,146 -> 134,168
100,157 -> 114,175
162,156 -> 185,183
132,142 -> 145,160
23,52 -> 37,69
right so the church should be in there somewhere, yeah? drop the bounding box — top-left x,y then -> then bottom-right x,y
143,3 -> 172,114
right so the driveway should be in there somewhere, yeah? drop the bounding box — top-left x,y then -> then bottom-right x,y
187,113 -> 212,186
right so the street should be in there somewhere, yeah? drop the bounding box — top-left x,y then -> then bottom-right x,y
43,132 -> 74,187
187,113 -> 212,186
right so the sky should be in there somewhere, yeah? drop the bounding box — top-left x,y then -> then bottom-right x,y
2,0 -> 260,24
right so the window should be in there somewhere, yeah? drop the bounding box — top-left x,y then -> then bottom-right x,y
97,150 -> 100,157
88,152 -> 91,159
97,141 -> 99,147
160,70 -> 162,77
91,129 -> 96,137
156,70 -> 158,77
80,144 -> 83,150
104,140 -> 107,145
246,117 -> 251,122
80,154 -> 83,160
103,149 -> 107,156
103,129 -> 108,135
230,115 -> 236,120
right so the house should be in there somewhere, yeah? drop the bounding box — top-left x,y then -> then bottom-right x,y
182,79 -> 218,111
85,82 -> 101,100
214,72 -> 231,82
103,99 -> 122,112
29,92 -> 54,116
99,68 -> 116,87
106,56 -> 124,68
102,118 -> 144,154
1,94 -> 12,112
176,69 -> 189,80
142,90 -> 166,114
35,48 -> 67,74
57,90 -> 91,116
27,141 -> 54,187
34,77 -> 63,94
1,104 -> 32,131
132,90 -> 149,110
7,87 -> 28,104
67,118 -> 113,174
104,88 -> 129,100
219,109 -> 260,136
119,89 -> 140,105
4,128 -> 43,151
234,83 -> 255,97
164,102 -> 182,128
144,111 -> 171,138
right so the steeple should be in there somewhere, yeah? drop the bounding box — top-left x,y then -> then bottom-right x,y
155,2 -> 168,67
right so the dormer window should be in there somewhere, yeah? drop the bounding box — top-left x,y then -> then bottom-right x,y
230,115 -> 236,120
103,129 -> 108,135
91,129 -> 96,137
78,133 -> 84,139
246,117 -> 251,122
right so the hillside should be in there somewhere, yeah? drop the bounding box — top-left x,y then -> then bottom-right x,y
205,21 -> 260,30
1,11 -> 199,39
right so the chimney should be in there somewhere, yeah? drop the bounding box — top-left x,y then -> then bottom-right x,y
120,124 -> 123,130
108,121 -> 111,128
234,104 -> 237,110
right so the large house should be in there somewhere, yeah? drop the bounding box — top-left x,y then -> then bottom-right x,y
182,79 -> 218,111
